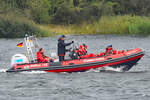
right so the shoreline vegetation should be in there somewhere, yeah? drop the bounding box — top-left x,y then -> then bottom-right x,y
0,0 -> 150,38
1,15 -> 150,38
40,15 -> 150,36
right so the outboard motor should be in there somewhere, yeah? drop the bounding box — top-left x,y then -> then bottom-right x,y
11,54 -> 29,66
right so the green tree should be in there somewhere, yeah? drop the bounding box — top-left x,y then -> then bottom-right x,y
29,0 -> 51,24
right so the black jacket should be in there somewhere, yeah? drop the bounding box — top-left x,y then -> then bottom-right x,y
57,38 -> 72,56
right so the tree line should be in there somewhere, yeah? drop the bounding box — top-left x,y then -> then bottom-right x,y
0,0 -> 150,25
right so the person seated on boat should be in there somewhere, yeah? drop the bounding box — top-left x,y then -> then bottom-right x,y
37,48 -> 52,63
76,43 -> 88,56
80,43 -> 88,55
105,44 -> 113,56
58,35 -> 74,61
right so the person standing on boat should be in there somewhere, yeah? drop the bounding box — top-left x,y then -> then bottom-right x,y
57,35 -> 74,61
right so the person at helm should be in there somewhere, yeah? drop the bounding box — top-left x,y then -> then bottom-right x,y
57,35 -> 74,61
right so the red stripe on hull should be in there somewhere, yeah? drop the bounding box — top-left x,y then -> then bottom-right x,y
45,54 -> 144,73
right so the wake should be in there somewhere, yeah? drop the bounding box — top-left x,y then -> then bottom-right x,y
0,69 -> 47,74
101,67 -> 124,72
85,67 -> 148,73
0,67 -> 147,74
0,69 -> 7,73
85,67 -> 124,73
20,71 -> 47,74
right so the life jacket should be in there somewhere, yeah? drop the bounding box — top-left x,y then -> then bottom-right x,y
80,45 -> 88,50
105,47 -> 113,56
37,51 -> 50,62
76,44 -> 88,56
75,49 -> 83,56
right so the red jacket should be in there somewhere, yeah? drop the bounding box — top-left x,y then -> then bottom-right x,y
76,45 -> 88,56
105,47 -> 113,55
37,51 -> 50,62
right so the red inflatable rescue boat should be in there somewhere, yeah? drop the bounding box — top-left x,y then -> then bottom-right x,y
6,48 -> 144,72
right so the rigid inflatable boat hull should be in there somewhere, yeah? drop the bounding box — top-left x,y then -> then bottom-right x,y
6,48 -> 144,73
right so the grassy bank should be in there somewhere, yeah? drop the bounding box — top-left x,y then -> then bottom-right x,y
40,15 -> 150,36
0,15 -> 150,38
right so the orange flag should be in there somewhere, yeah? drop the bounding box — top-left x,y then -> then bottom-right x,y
17,42 -> 23,48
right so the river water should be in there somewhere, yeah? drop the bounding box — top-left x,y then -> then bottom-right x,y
0,35 -> 150,100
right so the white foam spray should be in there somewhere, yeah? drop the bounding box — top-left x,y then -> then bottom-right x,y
0,69 -> 7,73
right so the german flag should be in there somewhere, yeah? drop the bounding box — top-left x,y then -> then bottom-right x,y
17,42 -> 23,48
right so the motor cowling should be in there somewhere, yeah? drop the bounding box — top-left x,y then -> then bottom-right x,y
11,54 -> 29,66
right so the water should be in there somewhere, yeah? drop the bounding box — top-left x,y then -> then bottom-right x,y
0,35 -> 150,100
